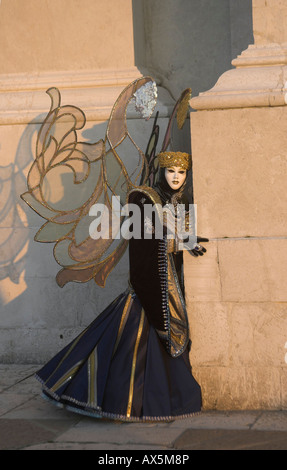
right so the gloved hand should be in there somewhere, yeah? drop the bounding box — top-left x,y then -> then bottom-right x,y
189,237 -> 209,257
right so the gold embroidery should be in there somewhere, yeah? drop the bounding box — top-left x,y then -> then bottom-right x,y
166,254 -> 189,357
128,186 -> 163,218
126,309 -> 145,417
167,238 -> 176,253
157,151 -> 191,170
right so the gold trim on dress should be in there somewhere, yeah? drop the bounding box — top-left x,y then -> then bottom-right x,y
50,360 -> 84,393
127,185 -> 164,223
126,309 -> 145,418
88,347 -> 98,407
44,328 -> 88,385
112,293 -> 133,357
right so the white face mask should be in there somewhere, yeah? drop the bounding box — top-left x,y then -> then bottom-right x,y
164,166 -> 187,190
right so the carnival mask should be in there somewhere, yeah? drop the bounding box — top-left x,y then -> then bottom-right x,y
164,166 -> 187,190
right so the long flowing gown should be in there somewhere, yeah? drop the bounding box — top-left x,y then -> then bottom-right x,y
35,186 -> 202,422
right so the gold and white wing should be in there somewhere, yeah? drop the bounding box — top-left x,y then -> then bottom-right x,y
21,77 -> 157,287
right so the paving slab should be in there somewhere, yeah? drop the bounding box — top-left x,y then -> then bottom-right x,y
252,411 -> 287,431
169,411 -> 261,430
0,393 -> 35,416
173,429 -> 287,450
2,394 -> 80,420
54,418 -> 183,448
21,442 -> 168,450
0,365 -> 37,392
0,418 -> 69,450
1,364 -> 287,450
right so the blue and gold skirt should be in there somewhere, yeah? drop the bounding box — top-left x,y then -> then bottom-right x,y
35,290 -> 202,422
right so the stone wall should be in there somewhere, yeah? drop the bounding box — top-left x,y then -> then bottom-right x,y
141,0 -> 253,100
0,0 -> 135,72
187,0 -> 287,410
0,0 -> 174,362
185,108 -> 287,410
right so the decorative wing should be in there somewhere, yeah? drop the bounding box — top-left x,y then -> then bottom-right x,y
161,88 -> 192,152
21,77 -> 157,287
142,111 -> 160,187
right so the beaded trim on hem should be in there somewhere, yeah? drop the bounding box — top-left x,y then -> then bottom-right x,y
37,375 -> 201,423
42,393 -> 201,423
66,404 -> 201,423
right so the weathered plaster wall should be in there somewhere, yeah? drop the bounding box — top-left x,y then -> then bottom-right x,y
187,0 -> 287,410
0,0 -> 135,72
141,0 -> 253,100
186,108 -> 287,410
0,0 -> 174,362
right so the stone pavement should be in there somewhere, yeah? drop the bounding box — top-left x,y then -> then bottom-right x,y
0,364 -> 287,451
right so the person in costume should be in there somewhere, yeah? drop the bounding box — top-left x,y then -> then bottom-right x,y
21,78 -> 208,421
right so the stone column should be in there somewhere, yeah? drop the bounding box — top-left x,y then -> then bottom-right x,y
186,0 -> 287,410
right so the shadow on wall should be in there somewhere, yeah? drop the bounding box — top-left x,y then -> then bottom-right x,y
132,0 -> 254,99
132,0 -> 253,211
0,120 -> 37,296
0,114 -> 129,363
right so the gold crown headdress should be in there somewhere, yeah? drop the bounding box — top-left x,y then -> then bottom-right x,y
157,151 -> 191,170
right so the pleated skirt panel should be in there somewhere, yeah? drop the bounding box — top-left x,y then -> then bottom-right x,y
36,290 -> 202,422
